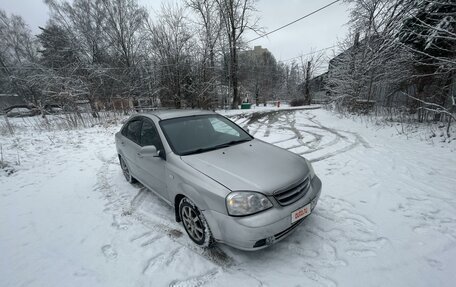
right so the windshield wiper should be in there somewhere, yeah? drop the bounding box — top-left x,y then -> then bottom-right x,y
181,147 -> 219,155
219,138 -> 252,147
181,138 -> 252,156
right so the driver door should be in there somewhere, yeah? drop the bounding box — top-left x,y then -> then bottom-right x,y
136,118 -> 168,202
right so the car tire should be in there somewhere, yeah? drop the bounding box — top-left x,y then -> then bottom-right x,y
119,156 -> 137,184
179,198 -> 214,248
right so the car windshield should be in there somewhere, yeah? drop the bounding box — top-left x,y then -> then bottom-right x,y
159,114 -> 252,156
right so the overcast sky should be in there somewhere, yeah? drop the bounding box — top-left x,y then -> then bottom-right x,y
1,0 -> 351,71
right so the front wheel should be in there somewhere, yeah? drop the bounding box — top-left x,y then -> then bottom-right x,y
119,156 -> 137,184
179,198 -> 213,247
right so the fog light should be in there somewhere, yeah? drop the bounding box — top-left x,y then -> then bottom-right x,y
253,239 -> 266,248
265,236 -> 275,245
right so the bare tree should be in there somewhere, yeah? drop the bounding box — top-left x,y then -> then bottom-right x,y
186,0 -> 223,108
44,0 -> 152,114
398,0 -> 455,121
327,0 -> 455,127
146,3 -> 194,108
0,10 -> 41,105
215,0 -> 260,108
238,47 -> 280,105
298,50 -> 325,105
101,0 -> 148,68
45,0 -> 108,64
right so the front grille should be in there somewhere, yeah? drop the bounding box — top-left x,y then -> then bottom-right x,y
274,177 -> 310,206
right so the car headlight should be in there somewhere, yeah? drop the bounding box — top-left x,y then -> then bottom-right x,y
305,159 -> 315,178
226,192 -> 273,216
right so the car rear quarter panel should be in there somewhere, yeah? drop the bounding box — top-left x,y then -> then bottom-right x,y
115,132 -> 125,157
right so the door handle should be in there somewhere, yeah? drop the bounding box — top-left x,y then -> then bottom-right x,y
120,141 -> 125,145
137,152 -> 143,158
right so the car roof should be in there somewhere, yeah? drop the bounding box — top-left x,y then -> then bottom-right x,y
5,105 -> 33,112
138,109 -> 217,120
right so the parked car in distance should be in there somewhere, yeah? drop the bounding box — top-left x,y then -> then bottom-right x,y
5,105 -> 39,117
44,104 -> 64,115
115,110 -> 322,250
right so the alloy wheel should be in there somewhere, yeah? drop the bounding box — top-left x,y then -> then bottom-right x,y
181,205 -> 204,242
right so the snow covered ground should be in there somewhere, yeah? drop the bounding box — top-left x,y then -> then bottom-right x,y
1,108 -> 455,287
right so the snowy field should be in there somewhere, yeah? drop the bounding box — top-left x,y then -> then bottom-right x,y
1,108 -> 455,287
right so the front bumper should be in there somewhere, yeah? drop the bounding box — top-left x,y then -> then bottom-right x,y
203,175 -> 322,250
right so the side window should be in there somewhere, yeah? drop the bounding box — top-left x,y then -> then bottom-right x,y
126,120 -> 142,144
209,117 -> 240,137
140,120 -> 163,149
121,123 -> 128,136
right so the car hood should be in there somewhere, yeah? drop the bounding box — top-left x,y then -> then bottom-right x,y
181,139 -> 309,194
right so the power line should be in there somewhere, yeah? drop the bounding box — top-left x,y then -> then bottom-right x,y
1,46 -> 340,71
280,45 -> 338,62
247,0 -> 342,43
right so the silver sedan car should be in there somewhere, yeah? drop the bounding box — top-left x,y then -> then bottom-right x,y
115,110 -> 322,250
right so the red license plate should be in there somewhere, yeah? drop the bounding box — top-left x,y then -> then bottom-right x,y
291,204 -> 311,223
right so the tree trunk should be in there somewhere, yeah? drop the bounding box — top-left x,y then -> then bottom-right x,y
304,61 -> 311,105
230,43 -> 239,109
88,96 -> 99,118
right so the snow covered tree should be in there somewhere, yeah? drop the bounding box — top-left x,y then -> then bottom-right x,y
44,0 -> 153,114
37,25 -> 79,69
398,0 -> 456,119
186,0 -> 223,108
146,3 -> 194,108
0,10 -> 42,105
216,0 -> 260,108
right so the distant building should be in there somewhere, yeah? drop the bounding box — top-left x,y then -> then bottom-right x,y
240,45 -> 269,58
307,72 -> 329,104
239,45 -> 277,104
251,46 -> 268,57
306,35 -> 409,107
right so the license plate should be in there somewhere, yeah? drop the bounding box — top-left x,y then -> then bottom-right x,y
291,204 -> 311,223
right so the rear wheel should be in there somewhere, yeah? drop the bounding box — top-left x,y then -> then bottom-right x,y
119,156 -> 136,183
179,198 -> 213,247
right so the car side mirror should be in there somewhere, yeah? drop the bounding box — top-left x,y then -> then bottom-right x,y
139,145 -> 160,158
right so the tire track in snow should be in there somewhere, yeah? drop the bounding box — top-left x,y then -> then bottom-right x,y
263,111 -> 280,137
225,110 -> 383,283
231,110 -> 369,164
169,269 -> 219,287
130,231 -> 153,242
302,268 -> 338,287
142,252 -> 166,274
308,195 -> 388,259
94,153 -> 236,277
140,234 -> 165,247
269,135 -> 297,144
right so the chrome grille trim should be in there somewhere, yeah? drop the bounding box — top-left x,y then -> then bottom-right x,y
274,177 -> 310,206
